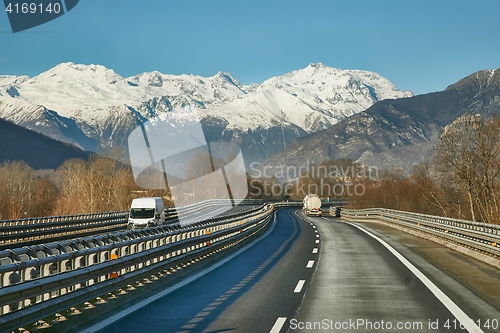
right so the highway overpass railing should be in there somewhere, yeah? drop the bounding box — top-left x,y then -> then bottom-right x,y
0,203 -> 273,333
339,207 -> 500,260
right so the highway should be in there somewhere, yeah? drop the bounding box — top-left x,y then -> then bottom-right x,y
84,208 -> 318,333
79,208 -> 500,333
293,216 -> 500,332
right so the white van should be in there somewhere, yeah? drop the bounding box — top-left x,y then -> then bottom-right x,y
127,197 -> 165,230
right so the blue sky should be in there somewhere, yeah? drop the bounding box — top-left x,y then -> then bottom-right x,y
1,0 -> 499,95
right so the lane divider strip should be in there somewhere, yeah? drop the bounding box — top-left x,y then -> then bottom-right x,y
294,280 -> 305,293
270,317 -> 287,333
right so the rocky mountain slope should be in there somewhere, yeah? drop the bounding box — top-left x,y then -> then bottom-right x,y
0,118 -> 91,169
259,69 -> 500,173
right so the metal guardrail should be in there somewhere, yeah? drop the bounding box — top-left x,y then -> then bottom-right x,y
0,211 -> 128,248
274,199 -> 347,208
0,203 -> 273,332
0,199 -> 265,249
339,208 -> 500,258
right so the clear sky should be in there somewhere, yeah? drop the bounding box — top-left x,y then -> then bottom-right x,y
1,0 -> 499,95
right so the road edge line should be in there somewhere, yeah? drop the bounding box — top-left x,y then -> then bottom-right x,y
343,221 -> 483,333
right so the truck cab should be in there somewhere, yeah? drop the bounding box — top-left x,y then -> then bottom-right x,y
127,197 -> 165,230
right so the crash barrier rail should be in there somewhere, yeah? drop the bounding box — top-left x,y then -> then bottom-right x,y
274,199 -> 347,208
328,206 -> 342,218
0,203 -> 273,332
340,208 -> 500,258
0,199 -> 264,248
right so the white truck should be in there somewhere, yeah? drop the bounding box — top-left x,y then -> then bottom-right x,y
127,197 -> 165,230
303,194 -> 322,217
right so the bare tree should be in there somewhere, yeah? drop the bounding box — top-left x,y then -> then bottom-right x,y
0,161 -> 38,219
435,114 -> 500,223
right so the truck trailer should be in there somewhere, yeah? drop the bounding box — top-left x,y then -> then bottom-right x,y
303,194 -> 322,216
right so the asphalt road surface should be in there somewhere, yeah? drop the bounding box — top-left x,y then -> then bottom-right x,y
293,215 -> 500,333
83,209 -> 500,333
89,208 -> 319,333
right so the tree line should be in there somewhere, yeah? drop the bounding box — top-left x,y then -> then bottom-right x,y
0,155 -> 171,220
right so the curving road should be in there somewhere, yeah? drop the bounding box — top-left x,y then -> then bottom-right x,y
86,208 -> 319,333
81,208 -> 500,333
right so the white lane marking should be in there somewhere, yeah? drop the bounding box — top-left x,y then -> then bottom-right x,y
315,234 -> 319,237
294,280 -> 305,293
344,221 -> 484,333
315,230 -> 318,233
315,239 -> 319,243
306,260 -> 314,268
80,211 -> 281,333
312,248 -> 318,253
270,317 -> 287,333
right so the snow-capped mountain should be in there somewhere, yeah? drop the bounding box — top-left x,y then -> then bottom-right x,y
207,63 -> 413,133
260,68 -> 500,173
0,62 -> 412,164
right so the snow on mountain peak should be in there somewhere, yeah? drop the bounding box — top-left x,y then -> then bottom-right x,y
207,63 -> 414,132
38,62 -> 123,85
213,71 -> 243,88
0,62 -> 413,153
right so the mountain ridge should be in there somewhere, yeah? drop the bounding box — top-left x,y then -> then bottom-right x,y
0,118 -> 91,169
259,68 -> 500,173
0,62 -> 412,164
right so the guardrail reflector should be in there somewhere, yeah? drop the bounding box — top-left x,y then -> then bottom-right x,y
110,272 -> 119,279
111,253 -> 118,260
445,230 -> 449,233
206,241 -> 211,246
493,242 -> 497,247
205,230 -> 211,235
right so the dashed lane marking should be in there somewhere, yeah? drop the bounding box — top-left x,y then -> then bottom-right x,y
270,317 -> 287,333
294,280 -> 305,293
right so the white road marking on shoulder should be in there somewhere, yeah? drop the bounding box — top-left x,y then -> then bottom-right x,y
306,260 -> 314,268
343,221 -> 484,333
312,248 -> 318,253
